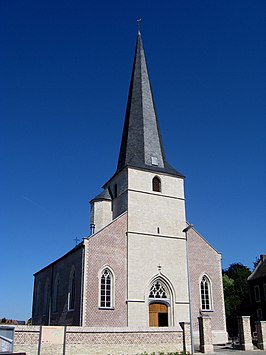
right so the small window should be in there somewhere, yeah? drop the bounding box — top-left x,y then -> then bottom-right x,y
151,157 -> 158,166
152,176 -> 161,192
200,275 -> 212,310
68,268 -> 76,310
254,285 -> 261,302
263,284 -> 266,301
100,268 -> 114,308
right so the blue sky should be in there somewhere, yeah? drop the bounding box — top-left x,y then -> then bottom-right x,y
1,0 -> 265,320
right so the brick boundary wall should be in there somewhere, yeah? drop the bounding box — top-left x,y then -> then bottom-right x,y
13,326 -> 184,355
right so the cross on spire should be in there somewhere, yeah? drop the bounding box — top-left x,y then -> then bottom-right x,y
73,237 -> 79,246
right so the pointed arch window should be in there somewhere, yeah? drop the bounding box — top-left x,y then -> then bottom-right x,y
200,275 -> 212,310
100,268 -> 114,308
52,274 -> 60,313
149,280 -> 168,299
68,268 -> 76,311
152,176 -> 161,192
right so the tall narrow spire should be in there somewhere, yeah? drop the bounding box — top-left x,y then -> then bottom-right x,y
117,32 -> 183,177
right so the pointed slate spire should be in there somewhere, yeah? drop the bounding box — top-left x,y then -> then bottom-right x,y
116,32 -> 183,177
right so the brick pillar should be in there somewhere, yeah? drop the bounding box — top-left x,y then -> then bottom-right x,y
256,321 -> 266,350
198,316 -> 213,353
180,322 -> 192,354
237,316 -> 253,351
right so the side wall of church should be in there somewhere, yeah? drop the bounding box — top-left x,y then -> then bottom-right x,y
32,246 -> 83,326
187,228 -> 228,344
83,212 -> 128,327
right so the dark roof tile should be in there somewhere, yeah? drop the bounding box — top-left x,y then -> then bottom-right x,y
117,32 -> 184,178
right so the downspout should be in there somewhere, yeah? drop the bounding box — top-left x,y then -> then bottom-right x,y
183,225 -> 194,354
79,241 -> 85,326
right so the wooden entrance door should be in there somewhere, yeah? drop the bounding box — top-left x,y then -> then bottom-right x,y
149,303 -> 168,327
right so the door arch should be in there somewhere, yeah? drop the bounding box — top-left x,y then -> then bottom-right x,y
148,278 -> 173,327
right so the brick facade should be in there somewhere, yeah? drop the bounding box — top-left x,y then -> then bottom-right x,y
13,325 -> 184,355
198,316 -> 214,353
83,212 -> 128,327
32,209 -> 228,347
187,227 -> 227,344
238,316 -> 253,351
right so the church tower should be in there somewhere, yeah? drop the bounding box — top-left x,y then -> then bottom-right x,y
90,31 -> 190,327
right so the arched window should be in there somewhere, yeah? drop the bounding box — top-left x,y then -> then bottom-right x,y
100,268 -> 114,308
200,275 -> 212,310
68,268 -> 76,311
152,176 -> 161,192
149,280 -> 168,299
52,274 -> 60,313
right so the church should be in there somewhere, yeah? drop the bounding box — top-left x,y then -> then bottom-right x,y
32,31 -> 227,346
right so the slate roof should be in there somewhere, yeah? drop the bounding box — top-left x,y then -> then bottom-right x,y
90,188 -> 111,203
248,255 -> 266,281
116,32 -> 184,178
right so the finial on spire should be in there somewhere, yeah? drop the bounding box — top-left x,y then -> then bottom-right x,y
137,18 -> 142,34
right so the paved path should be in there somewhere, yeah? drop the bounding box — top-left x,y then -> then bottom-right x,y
200,345 -> 266,355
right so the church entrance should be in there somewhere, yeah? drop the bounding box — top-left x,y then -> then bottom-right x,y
149,303 -> 168,327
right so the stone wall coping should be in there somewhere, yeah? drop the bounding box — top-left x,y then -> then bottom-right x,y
66,326 -> 182,333
14,325 -> 182,334
14,325 -> 40,332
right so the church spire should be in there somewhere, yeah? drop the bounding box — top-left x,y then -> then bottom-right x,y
116,32 -> 183,177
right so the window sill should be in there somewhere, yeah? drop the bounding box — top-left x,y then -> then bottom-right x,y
98,307 -> 114,310
67,308 -> 75,312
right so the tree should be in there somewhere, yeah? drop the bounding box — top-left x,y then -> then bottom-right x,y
223,263 -> 251,337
